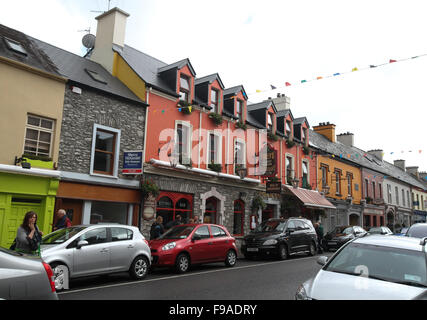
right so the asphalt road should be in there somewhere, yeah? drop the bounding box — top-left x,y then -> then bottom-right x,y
58,252 -> 333,300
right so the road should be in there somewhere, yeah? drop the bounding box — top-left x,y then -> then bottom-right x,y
58,252 -> 333,300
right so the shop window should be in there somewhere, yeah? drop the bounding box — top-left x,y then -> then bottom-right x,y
262,204 -> 274,222
156,192 -> 194,226
90,124 -> 120,177
90,201 -> 128,224
175,198 -> 191,223
233,200 -> 245,236
24,114 -> 55,157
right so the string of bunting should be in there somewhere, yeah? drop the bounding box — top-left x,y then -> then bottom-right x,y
249,52 -> 427,96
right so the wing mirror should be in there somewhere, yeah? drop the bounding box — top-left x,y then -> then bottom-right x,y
192,234 -> 202,242
317,256 -> 329,266
77,240 -> 89,249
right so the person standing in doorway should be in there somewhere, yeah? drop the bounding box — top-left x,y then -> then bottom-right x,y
14,211 -> 43,254
314,221 -> 324,253
53,209 -> 71,231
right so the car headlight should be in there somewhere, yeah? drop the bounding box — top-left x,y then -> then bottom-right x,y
295,284 -> 311,300
162,242 -> 176,251
263,239 -> 278,246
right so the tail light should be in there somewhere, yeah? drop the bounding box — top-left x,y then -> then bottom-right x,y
144,239 -> 149,246
42,262 -> 56,292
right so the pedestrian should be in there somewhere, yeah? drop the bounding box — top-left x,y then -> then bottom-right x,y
193,215 -> 201,224
188,218 -> 195,224
13,211 -> 43,254
314,221 -> 324,253
150,216 -> 165,240
165,214 -> 183,230
53,209 -> 72,231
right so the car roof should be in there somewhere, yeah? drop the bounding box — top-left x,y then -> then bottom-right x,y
352,234 -> 426,252
70,224 -> 138,229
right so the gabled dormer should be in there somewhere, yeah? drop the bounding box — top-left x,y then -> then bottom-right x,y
247,99 -> 278,133
277,109 -> 294,139
293,117 -> 310,147
223,85 -> 248,121
194,73 -> 225,112
158,58 -> 196,103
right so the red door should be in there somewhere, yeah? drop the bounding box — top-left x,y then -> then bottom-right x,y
189,225 -> 213,263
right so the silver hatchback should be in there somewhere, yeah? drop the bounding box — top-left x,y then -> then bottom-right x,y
296,235 -> 427,300
40,224 -> 151,290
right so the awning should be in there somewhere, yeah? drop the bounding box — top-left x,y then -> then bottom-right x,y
282,185 -> 336,210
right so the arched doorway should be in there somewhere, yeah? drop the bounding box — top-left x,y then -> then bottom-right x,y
386,210 -> 395,231
233,200 -> 245,236
204,197 -> 218,224
156,196 -> 174,226
349,213 -> 359,226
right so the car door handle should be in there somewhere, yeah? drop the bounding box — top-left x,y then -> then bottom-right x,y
127,245 -> 135,249
100,248 -> 109,253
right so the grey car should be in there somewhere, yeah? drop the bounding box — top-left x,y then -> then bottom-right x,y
296,235 -> 427,300
0,247 -> 58,300
40,224 -> 151,290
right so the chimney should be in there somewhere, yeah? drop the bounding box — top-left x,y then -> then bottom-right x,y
272,93 -> 291,111
337,132 -> 354,147
420,172 -> 427,181
406,166 -> 419,179
90,7 -> 130,74
313,122 -> 336,143
394,159 -> 406,171
367,149 -> 383,161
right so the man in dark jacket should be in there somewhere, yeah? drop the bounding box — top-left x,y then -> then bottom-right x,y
53,209 -> 71,231
165,214 -> 183,230
314,221 -> 324,253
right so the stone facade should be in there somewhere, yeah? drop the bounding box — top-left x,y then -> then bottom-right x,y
58,87 -> 145,177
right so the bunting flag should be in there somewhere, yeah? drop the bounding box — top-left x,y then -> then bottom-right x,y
248,52 -> 427,96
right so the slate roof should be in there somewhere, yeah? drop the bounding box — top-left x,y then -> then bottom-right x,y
32,39 -> 144,104
309,130 -> 427,190
0,24 -> 60,77
223,85 -> 248,99
194,73 -> 225,89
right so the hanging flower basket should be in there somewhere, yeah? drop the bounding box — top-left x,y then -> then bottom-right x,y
286,139 -> 295,148
267,132 -> 279,141
303,146 -> 310,155
208,163 -> 222,172
178,100 -> 192,115
208,112 -> 223,126
140,179 -> 160,199
252,193 -> 267,211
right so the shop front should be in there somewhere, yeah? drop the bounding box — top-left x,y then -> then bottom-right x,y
0,165 -> 60,248
363,206 -> 385,229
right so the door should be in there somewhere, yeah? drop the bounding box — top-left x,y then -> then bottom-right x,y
108,227 -> 135,271
73,227 -> 110,276
210,225 -> 230,260
286,220 -> 304,252
204,198 -> 217,224
55,199 -> 83,226
8,200 -> 42,247
189,225 -> 212,263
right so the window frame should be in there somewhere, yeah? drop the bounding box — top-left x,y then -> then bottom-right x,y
234,139 -> 246,175
207,131 -> 222,165
233,200 -> 245,236
90,124 -> 121,178
210,88 -> 219,113
179,75 -> 191,103
24,114 -> 55,158
334,169 -> 342,196
285,154 -> 295,185
175,121 -> 193,165
236,99 -> 244,121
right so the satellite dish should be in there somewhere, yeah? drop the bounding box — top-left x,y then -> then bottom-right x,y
82,33 -> 96,49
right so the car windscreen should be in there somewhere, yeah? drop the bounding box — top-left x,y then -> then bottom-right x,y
406,225 -> 427,238
369,227 -> 382,233
159,226 -> 195,239
332,226 -> 353,235
324,242 -> 427,288
254,220 -> 286,233
41,227 -> 87,245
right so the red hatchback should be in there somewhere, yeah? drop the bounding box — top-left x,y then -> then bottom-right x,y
149,223 -> 238,273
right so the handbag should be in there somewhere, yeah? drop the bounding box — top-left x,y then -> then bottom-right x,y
9,239 -> 16,250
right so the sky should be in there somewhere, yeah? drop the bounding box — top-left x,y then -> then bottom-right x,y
1,0 -> 426,173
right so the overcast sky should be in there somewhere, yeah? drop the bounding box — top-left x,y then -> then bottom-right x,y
2,0 -> 426,173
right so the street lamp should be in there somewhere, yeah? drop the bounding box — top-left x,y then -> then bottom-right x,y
236,165 -> 247,179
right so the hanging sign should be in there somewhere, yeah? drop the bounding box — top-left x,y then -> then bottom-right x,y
266,179 -> 282,194
123,150 -> 143,174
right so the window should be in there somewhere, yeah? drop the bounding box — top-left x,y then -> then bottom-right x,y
175,122 -> 192,165
210,88 -> 219,113
347,173 -> 353,196
379,183 -> 382,199
395,187 -> 399,205
234,140 -> 246,174
372,181 -> 376,199
156,193 -> 193,227
233,200 -> 244,236
285,120 -> 292,137
321,164 -> 328,188
302,127 -> 308,145
286,156 -> 294,184
90,201 -> 128,224
302,161 -> 309,188
211,225 -> 227,238
267,113 -> 274,132
194,226 -> 210,239
236,99 -> 243,121
387,185 -> 392,203
179,75 -> 190,102
335,170 -> 342,195
208,132 -> 221,165
24,115 -> 55,157
90,124 -> 120,176
365,179 -> 369,198
80,228 -> 107,245
4,37 -> 27,55
402,189 -> 405,207
111,228 -> 133,242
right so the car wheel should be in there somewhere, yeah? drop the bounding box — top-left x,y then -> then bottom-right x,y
129,255 -> 149,280
225,250 -> 237,267
277,244 -> 288,260
50,263 -> 69,291
308,242 -> 317,256
175,253 -> 190,273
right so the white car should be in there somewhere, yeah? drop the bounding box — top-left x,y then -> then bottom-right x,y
296,235 -> 427,300
40,224 -> 151,290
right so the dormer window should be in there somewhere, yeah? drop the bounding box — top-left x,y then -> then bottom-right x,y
267,113 -> 274,132
236,99 -> 243,121
4,37 -> 27,55
302,127 -> 308,145
179,75 -> 190,102
285,120 -> 292,137
211,88 -> 219,113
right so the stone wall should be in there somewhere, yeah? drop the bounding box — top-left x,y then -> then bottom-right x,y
58,87 -> 145,178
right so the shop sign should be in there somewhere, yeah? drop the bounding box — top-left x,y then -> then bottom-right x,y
123,150 -> 143,174
266,180 -> 282,194
258,144 -> 277,177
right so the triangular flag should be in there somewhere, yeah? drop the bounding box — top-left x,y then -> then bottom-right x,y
352,67 -> 358,72
178,108 -> 182,112
188,106 -> 192,112
370,65 -> 377,68
333,73 -> 340,76
285,82 -> 291,86
270,85 -> 277,90
317,76 -> 323,80
419,150 -> 423,153
389,59 -> 397,63
301,80 -> 307,83
256,90 -> 262,93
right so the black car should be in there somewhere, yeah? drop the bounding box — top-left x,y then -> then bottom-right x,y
241,218 -> 318,260
323,225 -> 367,251
405,223 -> 427,238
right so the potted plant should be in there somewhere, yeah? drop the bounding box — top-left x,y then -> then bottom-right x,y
251,193 -> 266,211
285,139 -> 295,148
208,112 -> 223,126
140,179 -> 160,199
267,132 -> 278,141
208,163 -> 222,172
303,145 -> 310,155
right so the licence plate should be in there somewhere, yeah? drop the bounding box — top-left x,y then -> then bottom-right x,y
247,248 -> 259,252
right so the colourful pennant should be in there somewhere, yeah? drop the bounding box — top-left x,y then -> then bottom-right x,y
389,59 -> 397,63
285,82 -> 291,86
352,67 -> 358,72
317,76 -> 323,80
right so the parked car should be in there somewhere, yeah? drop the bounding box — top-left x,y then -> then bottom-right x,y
323,225 -> 367,251
296,235 -> 427,300
406,223 -> 427,238
395,227 -> 409,236
40,224 -> 151,291
241,218 -> 318,260
0,247 -> 57,300
368,226 -> 393,235
149,223 -> 237,273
